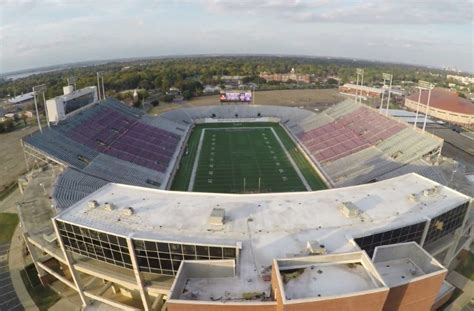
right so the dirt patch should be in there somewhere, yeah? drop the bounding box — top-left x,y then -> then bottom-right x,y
148,89 -> 344,115
0,125 -> 38,192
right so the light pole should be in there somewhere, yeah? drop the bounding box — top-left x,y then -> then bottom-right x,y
413,80 -> 434,131
32,84 -> 47,133
422,83 -> 434,132
382,73 -> 393,116
356,68 -> 364,104
97,72 -> 102,100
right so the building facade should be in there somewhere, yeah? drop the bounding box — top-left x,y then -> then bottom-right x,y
404,88 -> 474,128
339,83 -> 383,99
259,68 -> 312,84
19,174 -> 473,310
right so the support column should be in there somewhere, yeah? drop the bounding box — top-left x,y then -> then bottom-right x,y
420,218 -> 432,247
445,201 -> 473,265
52,220 -> 88,307
126,236 -> 151,311
22,233 -> 48,285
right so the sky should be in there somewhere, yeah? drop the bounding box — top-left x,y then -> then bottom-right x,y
0,0 -> 473,74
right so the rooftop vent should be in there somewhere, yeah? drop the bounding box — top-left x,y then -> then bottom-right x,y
88,200 -> 99,209
122,207 -> 134,216
423,186 -> 442,197
408,193 -> 418,202
306,240 -> 327,255
104,202 -> 114,211
209,208 -> 225,227
339,201 -> 360,218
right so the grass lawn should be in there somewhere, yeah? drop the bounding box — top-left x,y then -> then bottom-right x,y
171,122 -> 327,193
20,264 -> 61,311
455,251 -> 474,281
0,213 -> 19,244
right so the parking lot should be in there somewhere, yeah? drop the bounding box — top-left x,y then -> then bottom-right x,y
0,243 -> 23,311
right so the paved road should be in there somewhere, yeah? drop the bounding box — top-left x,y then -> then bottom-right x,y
0,243 -> 24,311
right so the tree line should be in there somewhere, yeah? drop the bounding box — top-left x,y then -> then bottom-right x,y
0,56 -> 454,102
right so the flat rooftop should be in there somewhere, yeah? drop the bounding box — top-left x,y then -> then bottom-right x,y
281,263 -> 377,300
56,173 -> 468,300
56,173 -> 469,251
179,276 -> 270,301
372,242 -> 447,288
374,259 -> 423,287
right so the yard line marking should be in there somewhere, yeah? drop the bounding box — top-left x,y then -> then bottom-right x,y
269,127 -> 311,191
188,129 -> 206,191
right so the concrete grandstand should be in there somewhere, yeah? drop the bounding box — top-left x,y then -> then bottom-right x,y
22,97 -> 446,209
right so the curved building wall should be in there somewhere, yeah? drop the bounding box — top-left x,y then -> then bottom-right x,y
55,220 -> 238,276
405,98 -> 474,127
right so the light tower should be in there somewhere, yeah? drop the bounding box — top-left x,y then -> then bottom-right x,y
413,80 -> 434,132
96,72 -> 105,101
356,68 -> 364,104
32,84 -> 47,132
382,73 -> 393,116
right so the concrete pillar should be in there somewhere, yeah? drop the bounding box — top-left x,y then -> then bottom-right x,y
126,236 -> 151,311
22,233 -> 48,285
52,220 -> 88,307
420,218 -> 431,247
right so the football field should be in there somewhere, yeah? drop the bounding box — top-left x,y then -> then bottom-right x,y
171,123 -> 327,193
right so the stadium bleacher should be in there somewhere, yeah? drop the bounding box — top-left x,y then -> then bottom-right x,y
23,98 -> 184,193
25,98 -> 444,204
52,168 -> 108,210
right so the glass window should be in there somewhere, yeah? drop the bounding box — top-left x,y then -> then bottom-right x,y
223,248 -> 236,258
169,243 -> 182,254
157,243 -> 169,252
355,221 -> 426,257
182,244 -> 195,255
425,202 -> 468,245
209,247 -> 223,258
145,241 -> 157,251
161,259 -> 172,270
196,245 -> 209,257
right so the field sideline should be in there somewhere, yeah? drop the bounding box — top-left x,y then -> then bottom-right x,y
170,122 -> 327,193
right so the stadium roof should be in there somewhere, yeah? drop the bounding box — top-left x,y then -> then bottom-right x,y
407,88 -> 474,115
56,173 -> 469,252
8,91 -> 35,104
55,173 -> 470,300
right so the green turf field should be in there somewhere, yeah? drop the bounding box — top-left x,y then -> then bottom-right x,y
171,122 -> 327,193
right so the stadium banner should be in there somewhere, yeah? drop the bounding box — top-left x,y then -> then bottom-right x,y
220,91 -> 252,103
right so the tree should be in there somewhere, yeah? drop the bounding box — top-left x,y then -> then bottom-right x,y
326,78 -> 339,86
159,94 -> 174,103
182,90 -> 193,100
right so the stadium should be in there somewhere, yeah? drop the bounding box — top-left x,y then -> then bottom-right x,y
17,91 -> 473,310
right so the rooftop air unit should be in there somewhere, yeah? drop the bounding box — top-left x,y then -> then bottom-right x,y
122,207 -> 134,216
104,202 -> 114,211
209,208 -> 225,227
339,201 -> 360,218
88,200 -> 99,209
306,240 -> 327,255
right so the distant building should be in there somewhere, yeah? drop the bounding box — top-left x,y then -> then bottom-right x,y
46,85 -> 98,123
259,68 -> 312,83
203,85 -> 221,94
447,74 -> 474,85
8,91 -> 35,106
339,83 -> 383,98
404,88 -> 474,128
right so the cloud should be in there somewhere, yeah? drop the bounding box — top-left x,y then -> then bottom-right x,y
200,0 -> 474,24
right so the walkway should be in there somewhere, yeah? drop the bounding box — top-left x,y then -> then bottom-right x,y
0,242 -> 24,311
446,270 -> 474,311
